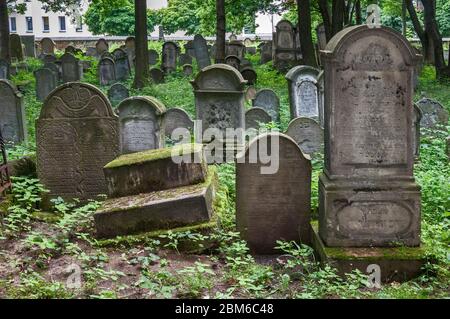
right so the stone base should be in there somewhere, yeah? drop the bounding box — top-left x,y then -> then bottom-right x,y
94,167 -> 216,238
311,223 -> 427,283
318,173 -> 421,247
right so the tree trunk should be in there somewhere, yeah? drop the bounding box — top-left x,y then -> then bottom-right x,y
355,0 -> 362,25
0,0 -> 10,63
405,0 -> 434,64
215,0 -> 226,63
133,0 -> 149,89
331,0 -> 345,37
297,0 -> 317,67
318,0 -> 332,42
402,0 -> 407,36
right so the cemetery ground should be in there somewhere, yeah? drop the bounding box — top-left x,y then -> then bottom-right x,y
0,45 -> 449,299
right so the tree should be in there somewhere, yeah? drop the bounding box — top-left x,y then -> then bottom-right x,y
215,0 -> 226,63
0,0 -> 10,63
133,0 -> 149,89
297,0 -> 317,67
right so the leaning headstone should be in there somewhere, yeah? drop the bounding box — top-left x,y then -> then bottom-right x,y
150,68 -> 165,84
285,117 -> 323,155
252,89 -> 280,122
20,35 -> 35,57
182,64 -> 193,76
60,53 -> 81,83
193,34 -> 211,70
245,107 -> 271,130
318,25 -> 421,247
416,98 -> 449,130
108,83 -> 129,107
40,38 -> 55,55
118,96 -> 166,154
96,38 -> 109,56
0,59 -> 9,79
163,107 -> 194,143
148,49 -> 159,65
36,82 -> 120,201
286,65 -> 320,121
225,55 -> 241,70
236,132 -> 312,254
0,80 -> 27,144
178,53 -> 192,66
162,41 -> 179,73
34,68 -> 57,102
112,48 -> 130,81
240,67 -> 257,85
98,57 -> 116,85
9,34 -> 24,61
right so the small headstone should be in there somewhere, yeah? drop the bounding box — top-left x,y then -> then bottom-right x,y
225,55 -> 241,70
125,37 -> 135,51
118,96 -> 166,154
285,117 -> 324,155
150,68 -> 165,84
112,48 -> 130,81
98,57 -> 116,85
240,67 -> 257,85
245,107 -> 271,130
416,98 -> 449,130
36,82 -> 120,201
9,34 -> 24,61
40,38 -> 55,55
96,38 -> 109,56
178,53 -> 192,66
148,49 -> 159,65
60,53 -> 81,83
245,86 -> 257,102
34,68 -> 57,102
252,89 -> 280,122
193,35 -> 211,70
286,65 -> 320,120
236,132 -> 312,254
108,83 -> 129,107
162,41 -> 179,73
0,80 -> 27,144
259,41 -> 272,64
20,35 -> 35,57
182,64 -> 193,76
163,107 -> 194,142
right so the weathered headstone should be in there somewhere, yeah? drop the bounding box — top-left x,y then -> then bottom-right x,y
416,98 -> 449,130
184,41 -> 196,58
412,103 -> 422,158
65,45 -> 76,55
227,41 -> 246,60
0,80 -> 27,144
163,107 -> 194,142
40,38 -> 55,55
225,55 -> 241,70
273,20 -> 300,72
100,51 -> 114,60
98,57 -> 116,85
193,35 -> 211,70
20,35 -> 35,58
36,82 -> 120,201
112,48 -> 130,81
125,36 -> 135,51
285,117 -> 323,155
178,53 -> 192,66
162,41 -> 179,73
148,49 -> 159,65
236,132 -> 312,254
245,107 -> 271,130
182,64 -> 193,76
118,96 -> 166,154
240,67 -> 257,85
85,47 -> 97,57
96,38 -> 109,56
259,41 -> 273,64
316,23 -> 327,66
60,53 -> 81,83
150,68 -> 165,84
252,89 -> 280,122
34,68 -> 57,102
286,65 -> 320,120
42,54 -> 57,64
0,59 -> 9,79
9,34 -> 24,61
318,25 -> 421,247
43,62 -> 60,82
107,83 -> 129,107
245,86 -> 257,102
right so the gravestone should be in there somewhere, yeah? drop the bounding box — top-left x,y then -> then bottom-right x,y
245,86 -> 257,102
112,48 -> 130,81
125,36 -> 135,51
227,41 -> 246,60
416,98 -> 449,130
40,38 -> 55,55
285,117 -> 324,155
286,65 -> 320,121
273,20 -> 300,72
20,35 -> 35,57
317,70 -> 325,127
316,23 -> 327,66
225,55 -> 241,70
240,67 -> 257,85
98,57 -> 116,85
413,103 -> 422,158
162,41 -> 179,73
240,58 -> 252,69
182,64 -> 193,76
178,53 -> 192,66
65,45 -> 76,55
96,38 -> 109,56
118,96 -> 166,154
42,54 -> 57,64
163,107 -> 194,142
43,62 -> 60,82
318,25 -> 421,247
108,83 -> 129,107
36,82 -> 120,201
246,47 -> 256,55
236,132 -> 312,254
191,64 -> 247,163
34,68 -> 57,102
0,59 -> 9,79
148,49 -> 159,65
60,53 -> 81,83
259,41 -> 273,64
245,107 -> 271,130
85,47 -> 97,57
9,34 -> 24,61
150,68 -> 165,84
0,80 -> 27,144
185,41 -> 196,58
252,89 -> 280,122
193,35 -> 211,70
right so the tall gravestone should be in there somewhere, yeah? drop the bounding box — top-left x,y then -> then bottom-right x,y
43,62 -> 60,82
21,35 -> 35,58
285,117 -> 324,155
319,25 -> 421,247
193,35 -> 211,70
96,38 -> 109,56
40,38 -> 55,55
98,57 -> 116,85
0,80 -> 27,144
108,83 -> 129,107
9,34 -> 24,61
185,41 -> 196,58
36,83 -> 120,201
112,48 -> 130,81
34,68 -> 57,102
225,55 -> 241,70
286,65 -> 320,121
227,41 -> 246,60
416,98 -> 449,130
316,23 -> 327,66
118,97 -> 166,154
162,41 -> 179,73
163,108 -> 194,143
236,133 -> 312,254
273,20 -> 300,72
148,49 -> 159,65
60,53 -> 81,83
252,89 -> 280,122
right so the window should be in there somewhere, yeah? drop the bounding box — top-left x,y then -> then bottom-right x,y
10,17 -> 16,32
42,17 -> 50,32
25,17 -> 33,32
59,16 -> 66,32
75,17 -> 83,32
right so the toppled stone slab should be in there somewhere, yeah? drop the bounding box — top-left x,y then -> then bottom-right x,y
104,144 -> 208,198
94,167 -> 217,238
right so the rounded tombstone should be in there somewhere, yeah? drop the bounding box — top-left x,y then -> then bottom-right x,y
98,57 -> 116,86
253,89 -> 280,122
148,49 -> 159,65
182,64 -> 193,76
163,107 -> 194,143
96,38 -> 109,55
245,107 -> 271,131
225,55 -> 241,71
285,117 -> 324,155
240,67 -> 257,85
416,98 -> 449,130
150,68 -> 165,84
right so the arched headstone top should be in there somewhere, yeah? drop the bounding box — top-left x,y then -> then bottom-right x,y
60,52 -> 78,62
99,57 -> 115,64
191,63 -> 247,91
276,20 -> 294,31
0,79 -> 22,97
40,82 -> 115,119
163,41 -> 179,50
322,25 -> 420,67
285,65 -> 320,82
118,96 -> 166,116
